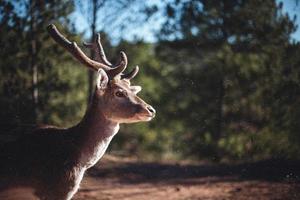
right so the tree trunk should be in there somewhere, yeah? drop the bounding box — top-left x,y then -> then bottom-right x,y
214,11 -> 228,145
87,0 -> 98,103
215,74 -> 224,141
29,0 -> 39,123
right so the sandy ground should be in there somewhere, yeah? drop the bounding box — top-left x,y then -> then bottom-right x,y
74,156 -> 300,200
1,155 -> 300,200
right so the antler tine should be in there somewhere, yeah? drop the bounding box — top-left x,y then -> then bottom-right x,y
108,51 -> 128,78
83,33 -> 129,78
48,24 -> 128,79
121,66 -> 139,80
83,33 -> 112,66
47,24 -> 111,71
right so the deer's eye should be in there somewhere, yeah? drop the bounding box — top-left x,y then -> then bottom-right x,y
115,90 -> 126,98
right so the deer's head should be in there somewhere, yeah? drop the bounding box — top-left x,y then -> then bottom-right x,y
47,24 -> 155,123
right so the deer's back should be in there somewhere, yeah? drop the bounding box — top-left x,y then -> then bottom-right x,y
0,125 -> 80,190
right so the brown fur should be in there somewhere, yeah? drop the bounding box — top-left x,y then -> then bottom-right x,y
0,75 -> 155,200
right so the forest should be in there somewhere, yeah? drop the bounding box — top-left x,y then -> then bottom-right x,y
1,1 -> 300,199
1,0 -> 300,163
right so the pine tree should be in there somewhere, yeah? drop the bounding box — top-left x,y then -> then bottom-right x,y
156,0 -> 297,159
0,0 -> 88,129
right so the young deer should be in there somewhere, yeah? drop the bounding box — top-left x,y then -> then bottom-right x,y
0,24 -> 155,200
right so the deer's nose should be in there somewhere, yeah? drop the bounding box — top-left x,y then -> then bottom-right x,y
146,105 -> 156,116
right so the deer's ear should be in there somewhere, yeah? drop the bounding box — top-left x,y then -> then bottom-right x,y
96,69 -> 109,90
131,86 -> 142,94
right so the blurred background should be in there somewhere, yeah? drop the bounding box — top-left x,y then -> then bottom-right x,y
1,0 -> 300,163
2,1 -> 300,199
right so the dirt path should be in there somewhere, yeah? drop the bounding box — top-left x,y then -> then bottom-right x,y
75,176 -> 298,200
73,156 -> 300,200
1,155 -> 299,200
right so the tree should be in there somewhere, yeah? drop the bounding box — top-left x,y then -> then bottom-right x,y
76,0 -> 140,102
0,0 -> 88,129
155,0 -> 298,159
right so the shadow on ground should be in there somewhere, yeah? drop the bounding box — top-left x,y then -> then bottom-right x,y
1,155 -> 300,200
88,158 -> 300,184
71,157 -> 300,200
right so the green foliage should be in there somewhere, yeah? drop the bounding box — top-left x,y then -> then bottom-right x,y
0,0 -> 87,128
150,0 -> 300,160
1,0 -> 300,162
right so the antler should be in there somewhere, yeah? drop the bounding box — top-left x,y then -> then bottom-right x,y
47,24 -> 127,78
83,33 -> 112,66
83,33 -> 139,80
121,66 -> 139,80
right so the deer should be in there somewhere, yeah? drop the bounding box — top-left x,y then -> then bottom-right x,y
0,24 -> 156,200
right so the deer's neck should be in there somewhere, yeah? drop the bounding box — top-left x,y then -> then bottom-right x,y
74,97 -> 119,168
